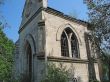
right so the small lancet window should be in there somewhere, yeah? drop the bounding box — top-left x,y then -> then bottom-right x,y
61,31 -> 69,57
71,34 -> 79,58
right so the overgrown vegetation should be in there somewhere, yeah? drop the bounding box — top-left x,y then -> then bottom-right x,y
41,63 -> 69,82
41,63 -> 74,82
0,27 -> 15,82
0,1 -> 15,82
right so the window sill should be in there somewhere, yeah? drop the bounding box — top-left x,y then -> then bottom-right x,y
37,55 -> 89,63
48,56 -> 89,63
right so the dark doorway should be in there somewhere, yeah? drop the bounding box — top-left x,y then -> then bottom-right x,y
26,42 -> 32,82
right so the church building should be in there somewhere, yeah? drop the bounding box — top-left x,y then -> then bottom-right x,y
14,0 -> 100,82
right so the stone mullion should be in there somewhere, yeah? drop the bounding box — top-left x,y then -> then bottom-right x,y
64,31 -> 71,57
68,33 -> 73,58
68,38 -> 72,57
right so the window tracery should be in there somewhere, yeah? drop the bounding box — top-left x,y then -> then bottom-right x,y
61,27 -> 79,58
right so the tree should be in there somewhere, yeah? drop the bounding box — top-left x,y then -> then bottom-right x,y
101,53 -> 109,81
84,0 -> 110,82
0,1 -> 15,82
0,27 -> 15,82
0,0 -> 9,29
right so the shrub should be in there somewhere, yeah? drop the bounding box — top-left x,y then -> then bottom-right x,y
41,63 -> 69,82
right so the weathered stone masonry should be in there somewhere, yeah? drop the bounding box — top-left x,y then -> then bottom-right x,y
14,0 -> 100,82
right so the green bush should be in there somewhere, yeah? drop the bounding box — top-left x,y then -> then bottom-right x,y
41,63 -> 69,82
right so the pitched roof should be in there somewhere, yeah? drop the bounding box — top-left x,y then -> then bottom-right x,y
43,7 -> 88,26
19,7 -> 89,33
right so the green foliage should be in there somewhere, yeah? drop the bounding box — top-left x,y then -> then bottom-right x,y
41,63 -> 69,82
0,28 -> 15,82
0,1 -> 15,81
84,0 -> 110,52
84,0 -> 110,81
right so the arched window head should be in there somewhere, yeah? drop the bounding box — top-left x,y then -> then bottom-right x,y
61,27 -> 80,58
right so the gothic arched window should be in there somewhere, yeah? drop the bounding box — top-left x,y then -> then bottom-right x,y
61,27 -> 79,58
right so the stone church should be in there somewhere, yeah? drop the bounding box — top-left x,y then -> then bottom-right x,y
14,0 -> 100,82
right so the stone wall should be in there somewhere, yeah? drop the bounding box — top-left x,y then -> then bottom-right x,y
18,11 -> 46,82
15,6 -> 101,82
43,11 -> 88,59
43,10 -> 100,82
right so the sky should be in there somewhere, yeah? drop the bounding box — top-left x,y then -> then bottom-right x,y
1,0 -> 88,42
